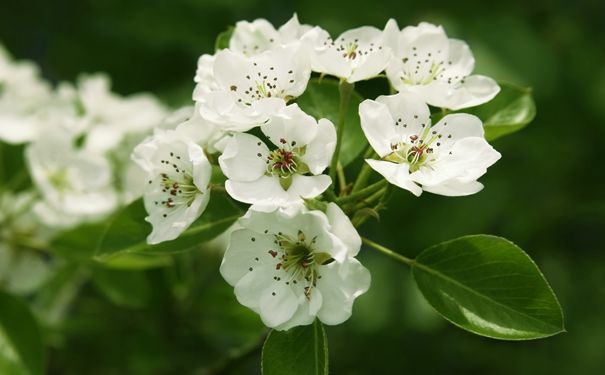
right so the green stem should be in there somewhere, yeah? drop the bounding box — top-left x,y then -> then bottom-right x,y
336,161 -> 347,196
329,80 -> 354,192
351,187 -> 386,211
351,147 -> 376,193
362,237 -> 415,267
336,180 -> 386,204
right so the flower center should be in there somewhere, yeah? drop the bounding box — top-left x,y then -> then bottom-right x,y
47,168 -> 71,192
151,152 -> 201,214
265,138 -> 309,190
273,230 -> 332,299
383,128 -> 443,172
231,65 -> 297,106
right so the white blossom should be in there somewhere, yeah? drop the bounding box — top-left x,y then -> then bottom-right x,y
218,104 -> 335,207
303,19 -> 396,83
229,14 -> 313,56
132,129 -> 212,244
220,203 -> 371,330
385,21 -> 500,110
193,46 -> 311,132
359,92 -> 501,196
26,133 -> 119,228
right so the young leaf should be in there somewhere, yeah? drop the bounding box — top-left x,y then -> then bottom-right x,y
0,291 -> 46,375
466,82 -> 536,141
412,235 -> 564,340
297,78 -> 366,167
262,320 -> 328,375
215,26 -> 234,51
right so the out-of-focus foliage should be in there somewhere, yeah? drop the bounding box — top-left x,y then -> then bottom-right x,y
1,0 -> 604,374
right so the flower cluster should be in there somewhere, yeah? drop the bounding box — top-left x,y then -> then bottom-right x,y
128,14 -> 502,330
0,45 -> 168,293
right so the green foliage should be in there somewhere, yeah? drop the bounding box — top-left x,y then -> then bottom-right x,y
215,26 -> 234,51
92,266 -> 152,308
467,82 -> 536,141
412,235 -> 564,340
0,291 -> 46,375
51,192 -> 242,261
297,79 -> 367,167
262,320 -> 328,375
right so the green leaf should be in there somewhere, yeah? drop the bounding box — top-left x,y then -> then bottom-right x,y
92,267 -> 151,308
411,235 -> 564,340
0,291 -> 46,375
214,26 -> 234,51
297,78 -> 367,166
466,82 -> 536,141
262,320 -> 328,375
51,192 -> 242,260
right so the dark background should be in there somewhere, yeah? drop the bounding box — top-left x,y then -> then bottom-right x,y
1,0 -> 604,374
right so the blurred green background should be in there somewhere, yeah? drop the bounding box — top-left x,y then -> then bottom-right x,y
1,0 -> 604,374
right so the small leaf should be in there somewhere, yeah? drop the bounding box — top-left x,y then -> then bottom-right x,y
215,26 -> 234,51
297,79 -> 367,166
262,320 -> 328,375
0,291 -> 46,375
412,235 -> 564,340
466,82 -> 536,141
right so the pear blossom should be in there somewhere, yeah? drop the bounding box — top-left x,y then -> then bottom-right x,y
303,19 -> 396,83
193,46 -> 311,132
26,133 -> 119,228
385,22 -> 500,110
175,104 -> 232,154
218,104 -> 336,207
220,203 -> 371,330
229,14 -> 313,56
359,92 -> 501,196
132,129 -> 212,244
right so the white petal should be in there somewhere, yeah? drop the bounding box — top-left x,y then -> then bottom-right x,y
348,48 -> 391,83
376,92 -> 431,138
302,118 -> 336,174
220,229 -> 276,285
259,279 -> 299,328
189,143 -> 212,191
444,39 -> 475,79
326,202 -> 361,259
422,179 -> 484,196
225,176 -> 288,205
219,133 -> 269,182
233,263 -> 276,311
287,174 -> 332,200
274,289 -> 321,331
317,259 -> 371,325
261,104 -> 318,148
366,159 -> 422,196
358,99 -> 397,157
431,113 -> 485,142
230,19 -> 279,56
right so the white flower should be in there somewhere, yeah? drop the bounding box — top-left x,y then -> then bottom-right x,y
218,104 -> 335,207
132,129 -> 212,244
303,20 -> 395,83
74,74 -> 167,153
26,133 -> 119,228
359,92 -> 501,196
229,14 -> 313,56
0,45 -> 77,144
385,21 -> 500,110
175,104 -> 232,154
193,46 -> 311,132
220,203 -> 371,330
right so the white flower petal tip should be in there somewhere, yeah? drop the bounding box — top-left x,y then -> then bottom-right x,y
134,129 -> 212,245
359,92 -> 500,197
219,104 -> 335,207
306,21 -> 395,82
220,204 -> 370,329
193,46 -> 311,132
386,22 -> 500,109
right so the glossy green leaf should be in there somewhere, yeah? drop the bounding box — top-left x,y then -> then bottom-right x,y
297,78 -> 367,166
466,82 -> 536,141
412,235 -> 564,340
0,291 -> 46,375
214,26 -> 234,51
262,320 -> 328,375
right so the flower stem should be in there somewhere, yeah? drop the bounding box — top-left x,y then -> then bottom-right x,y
361,237 -> 415,267
336,180 -> 386,204
336,161 -> 347,195
329,80 -> 354,192
351,147 -> 376,193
